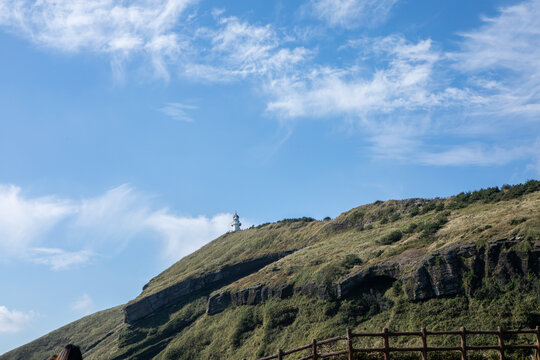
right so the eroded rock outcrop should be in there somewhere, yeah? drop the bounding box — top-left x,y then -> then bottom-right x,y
403,238 -> 540,300
207,282 -> 328,315
124,250 -> 295,324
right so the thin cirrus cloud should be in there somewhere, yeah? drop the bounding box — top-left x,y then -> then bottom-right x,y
451,0 -> 540,118
0,184 -> 76,257
159,103 -> 197,122
71,294 -> 94,315
309,0 -> 399,28
0,306 -> 33,333
183,15 -> 311,82
28,248 -> 95,271
0,184 -> 234,270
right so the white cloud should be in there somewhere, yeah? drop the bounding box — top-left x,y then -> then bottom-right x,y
419,144 -> 530,166
0,0 -> 196,79
74,185 -> 152,246
0,306 -> 33,333
159,102 -> 197,122
183,16 -> 311,82
310,0 -> 398,28
266,36 -> 464,119
452,0 -> 540,118
71,294 -> 94,315
0,185 -> 75,256
28,248 -> 94,270
0,184 -> 236,268
145,212 -> 233,264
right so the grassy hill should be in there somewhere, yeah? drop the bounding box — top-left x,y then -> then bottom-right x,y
2,181 -> 540,360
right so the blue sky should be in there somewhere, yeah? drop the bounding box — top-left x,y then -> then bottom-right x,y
1,0 -> 539,353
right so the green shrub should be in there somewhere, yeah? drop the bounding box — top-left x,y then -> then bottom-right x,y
278,217 -> 316,225
418,215 -> 448,238
378,231 -> 403,245
230,307 -> 262,348
404,223 -> 418,234
342,254 -> 363,269
509,217 -> 527,226
264,303 -> 298,329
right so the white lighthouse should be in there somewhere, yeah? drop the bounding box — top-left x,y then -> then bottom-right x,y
231,212 -> 241,232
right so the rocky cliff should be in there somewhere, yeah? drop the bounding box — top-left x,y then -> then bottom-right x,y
206,238 -> 540,315
124,250 -> 296,323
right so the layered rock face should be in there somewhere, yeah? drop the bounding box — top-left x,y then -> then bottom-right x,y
206,238 -> 540,315
403,238 -> 540,301
207,283 -> 328,315
123,250 -> 295,324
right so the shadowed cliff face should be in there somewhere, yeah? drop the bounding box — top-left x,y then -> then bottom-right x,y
403,238 -> 540,301
124,250 -> 296,324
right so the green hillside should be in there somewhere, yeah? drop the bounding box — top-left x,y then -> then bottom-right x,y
2,181 -> 540,360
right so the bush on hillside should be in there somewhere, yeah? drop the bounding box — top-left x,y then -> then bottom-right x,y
378,230 -> 403,245
342,254 -> 363,269
447,180 -> 540,209
278,217 -> 316,225
264,303 -> 298,329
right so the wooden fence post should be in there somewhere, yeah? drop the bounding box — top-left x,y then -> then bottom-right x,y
460,326 -> 467,360
347,328 -> 353,360
420,327 -> 428,360
312,339 -> 318,360
277,349 -> 283,360
383,327 -> 390,360
497,326 -> 505,360
535,326 -> 540,360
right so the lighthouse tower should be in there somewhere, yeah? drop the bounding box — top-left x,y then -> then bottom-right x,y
231,212 -> 241,232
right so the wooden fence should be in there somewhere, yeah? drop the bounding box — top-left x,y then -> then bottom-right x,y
248,327 -> 540,360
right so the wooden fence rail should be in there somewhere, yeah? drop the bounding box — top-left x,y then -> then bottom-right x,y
246,326 -> 540,360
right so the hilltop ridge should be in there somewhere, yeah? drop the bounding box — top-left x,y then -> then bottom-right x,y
2,181 -> 540,360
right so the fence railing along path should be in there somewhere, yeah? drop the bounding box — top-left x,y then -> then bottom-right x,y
247,326 -> 540,360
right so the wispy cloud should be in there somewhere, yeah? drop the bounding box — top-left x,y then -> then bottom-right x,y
266,35 -> 465,119
451,0 -> 540,118
184,15 -> 311,82
71,294 -> 94,315
2,0 -> 538,170
0,184 -> 235,269
0,185 -> 75,257
159,102 -> 197,122
309,0 -> 399,28
418,144 -> 531,166
0,0 -> 197,79
28,248 -> 94,270
0,306 -> 33,333
145,212 -> 234,264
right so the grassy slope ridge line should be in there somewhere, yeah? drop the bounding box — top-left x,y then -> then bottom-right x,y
2,180 -> 540,360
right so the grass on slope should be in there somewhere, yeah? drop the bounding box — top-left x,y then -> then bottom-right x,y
157,275 -> 540,360
139,218 -> 325,298
220,190 -> 540,293
0,306 -> 125,360
140,180 -> 540,299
